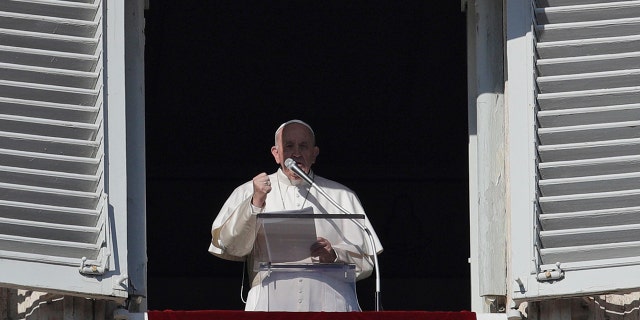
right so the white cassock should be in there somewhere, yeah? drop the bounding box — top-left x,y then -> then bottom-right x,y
209,169 -> 383,312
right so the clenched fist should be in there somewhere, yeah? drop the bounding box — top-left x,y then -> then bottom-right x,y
251,172 -> 272,208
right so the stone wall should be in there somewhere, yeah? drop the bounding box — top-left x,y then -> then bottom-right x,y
524,293 -> 640,320
0,288 -> 121,320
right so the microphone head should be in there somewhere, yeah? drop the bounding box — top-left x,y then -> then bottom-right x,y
284,158 -> 296,169
284,157 -> 312,185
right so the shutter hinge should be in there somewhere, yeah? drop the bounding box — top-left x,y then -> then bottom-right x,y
80,194 -> 112,276
536,262 -> 564,282
79,252 -> 111,276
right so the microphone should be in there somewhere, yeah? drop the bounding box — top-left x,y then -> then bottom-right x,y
284,158 -> 314,185
284,158 -> 382,311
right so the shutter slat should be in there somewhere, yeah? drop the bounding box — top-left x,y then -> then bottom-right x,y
536,18 -> 640,42
0,249 -> 83,266
0,131 -> 100,157
540,206 -> 640,229
0,0 -> 99,21
538,121 -> 640,144
0,200 -> 100,226
536,0 -> 635,7
537,86 -> 640,110
0,234 -> 102,259
536,2 -> 640,24
0,165 -> 100,192
539,172 -> 640,196
0,11 -> 98,37
541,223 -> 640,247
0,29 -> 100,54
537,69 -> 640,92
539,155 -> 640,179
540,241 -> 640,264
0,217 -> 100,243
0,62 -> 99,89
537,52 -> 640,76
0,80 -> 100,106
0,149 -> 100,174
0,115 -> 100,140
0,183 -> 101,209
0,45 -> 99,71
539,138 -> 640,162
0,97 -> 99,122
537,35 -> 640,59
540,189 -> 640,214
537,104 -> 640,127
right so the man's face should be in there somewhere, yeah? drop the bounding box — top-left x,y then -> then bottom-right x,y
271,123 -> 319,182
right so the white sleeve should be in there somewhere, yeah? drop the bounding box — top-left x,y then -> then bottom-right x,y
209,184 -> 258,261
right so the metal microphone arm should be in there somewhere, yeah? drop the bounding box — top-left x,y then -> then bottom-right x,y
284,158 -> 382,311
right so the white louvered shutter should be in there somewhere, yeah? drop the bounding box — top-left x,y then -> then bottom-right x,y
510,0 -> 640,300
0,0 -> 129,299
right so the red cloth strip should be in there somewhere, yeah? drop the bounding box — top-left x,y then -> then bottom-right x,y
148,310 -> 476,320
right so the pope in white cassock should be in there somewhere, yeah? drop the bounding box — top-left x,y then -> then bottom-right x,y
209,119 -> 383,312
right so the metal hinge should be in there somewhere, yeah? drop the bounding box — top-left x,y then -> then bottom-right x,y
79,194 -> 112,276
79,251 -> 111,276
536,262 -> 564,282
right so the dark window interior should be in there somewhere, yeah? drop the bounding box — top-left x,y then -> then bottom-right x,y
144,1 -> 469,311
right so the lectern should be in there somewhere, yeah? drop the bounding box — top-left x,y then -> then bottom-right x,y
252,209 -> 366,311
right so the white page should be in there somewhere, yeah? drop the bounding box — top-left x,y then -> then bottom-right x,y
258,207 -> 318,264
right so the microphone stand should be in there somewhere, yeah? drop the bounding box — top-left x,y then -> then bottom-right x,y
285,159 -> 382,311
